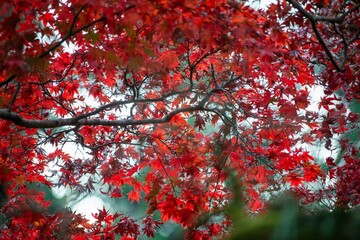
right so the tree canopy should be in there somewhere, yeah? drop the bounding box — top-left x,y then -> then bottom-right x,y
0,0 -> 359,239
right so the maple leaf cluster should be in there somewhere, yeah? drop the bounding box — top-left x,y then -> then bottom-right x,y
0,0 -> 359,239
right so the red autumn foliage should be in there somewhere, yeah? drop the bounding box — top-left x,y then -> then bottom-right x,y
0,0 -> 359,238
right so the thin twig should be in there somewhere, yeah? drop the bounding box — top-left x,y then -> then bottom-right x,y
0,75 -> 15,88
6,82 -> 20,108
286,0 -> 360,72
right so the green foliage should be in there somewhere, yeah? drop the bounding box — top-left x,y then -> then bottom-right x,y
228,195 -> 360,240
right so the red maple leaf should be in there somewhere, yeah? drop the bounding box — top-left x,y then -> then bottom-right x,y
128,190 -> 141,203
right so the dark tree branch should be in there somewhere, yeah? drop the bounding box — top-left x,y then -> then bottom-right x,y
348,29 -> 360,45
69,4 -> 89,35
6,82 -> 20,108
41,86 -> 77,116
29,55 -> 78,85
38,5 -> 135,59
332,23 -> 348,70
39,17 -> 105,59
0,75 -> 15,88
287,0 -> 360,23
310,21 -> 343,72
287,0 -> 359,72
0,104 -> 205,129
0,75 -> 221,129
210,64 -> 219,89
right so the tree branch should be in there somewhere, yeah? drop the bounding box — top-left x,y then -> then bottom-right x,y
287,0 -> 359,72
0,75 -> 15,88
29,55 -> 78,85
310,21 -> 343,72
348,29 -> 360,45
6,82 -> 21,108
39,17 -> 105,59
332,23 -> 348,70
0,104 -> 205,129
287,0 -> 360,23
38,5 -> 135,58
0,78 -> 218,128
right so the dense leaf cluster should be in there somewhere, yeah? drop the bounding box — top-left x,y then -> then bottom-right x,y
0,0 -> 359,239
